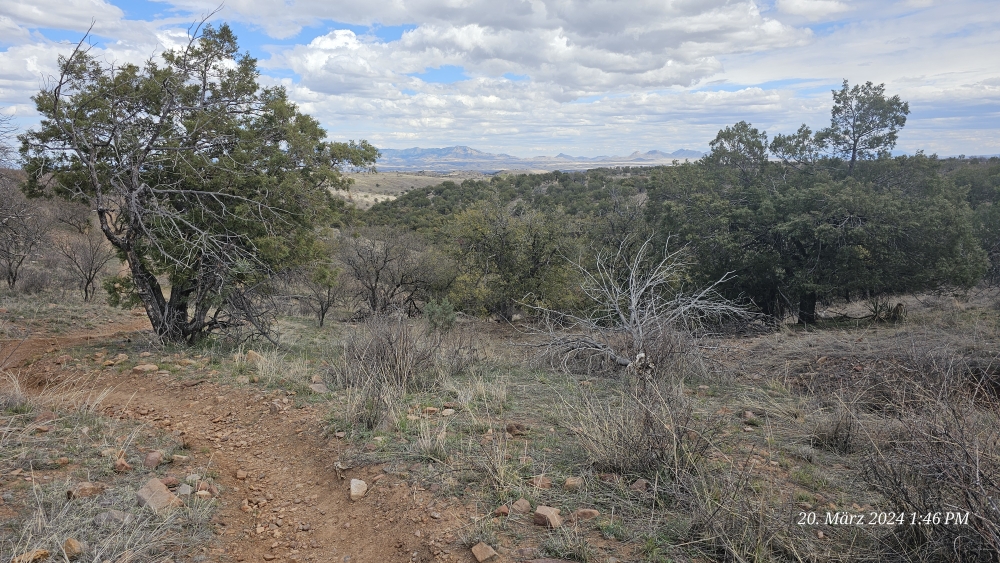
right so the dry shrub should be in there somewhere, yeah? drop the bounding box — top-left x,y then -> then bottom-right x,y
862,400 -> 1000,562
334,315 -> 435,390
331,315 -> 481,430
566,379 -> 721,479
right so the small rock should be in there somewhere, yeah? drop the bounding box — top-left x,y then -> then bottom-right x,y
441,408 -> 455,416
67,482 -> 104,499
185,474 -> 201,484
244,350 -> 264,364
422,407 -> 439,415
160,477 -> 180,488
817,530 -> 825,539
349,479 -> 367,501
571,508 -> 600,521
470,542 -> 498,563
143,451 -> 164,469
309,383 -> 330,394
269,401 -> 282,414
132,364 -> 159,373
113,458 -> 132,473
262,554 -> 276,561
102,360 -> 115,366
532,505 -> 562,528
172,455 -> 190,463
236,470 -> 248,480
10,549 -> 50,563
494,505 -> 509,516
743,410 -> 755,420
235,376 -> 250,385
505,422 -> 528,436
195,490 -> 212,499
630,478 -> 650,492
113,353 -> 128,363
93,510 -> 131,527
62,538 -> 85,559
176,484 -> 194,496
34,410 -> 57,423
511,498 -> 531,514
528,475 -> 552,489
56,457 -> 70,465
139,351 -> 152,358
137,478 -> 183,512
563,476 -> 583,491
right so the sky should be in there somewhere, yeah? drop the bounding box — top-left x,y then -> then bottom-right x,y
0,0 -> 998,157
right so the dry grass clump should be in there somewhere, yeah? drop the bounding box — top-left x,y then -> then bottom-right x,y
565,378 -> 721,479
861,399 -> 1000,562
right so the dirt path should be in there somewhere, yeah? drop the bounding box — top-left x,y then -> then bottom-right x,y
8,329 -> 480,563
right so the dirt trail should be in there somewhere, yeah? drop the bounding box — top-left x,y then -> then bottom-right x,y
8,328 -> 480,563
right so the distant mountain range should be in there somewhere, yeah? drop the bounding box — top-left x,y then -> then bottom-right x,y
375,146 -> 705,172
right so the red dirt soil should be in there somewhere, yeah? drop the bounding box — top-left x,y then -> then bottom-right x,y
5,325 -> 481,563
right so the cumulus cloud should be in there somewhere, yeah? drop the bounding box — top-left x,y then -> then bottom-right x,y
776,0 -> 851,20
0,0 -> 997,156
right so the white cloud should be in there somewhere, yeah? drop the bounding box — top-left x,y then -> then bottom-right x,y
0,0 -> 997,156
776,0 -> 851,20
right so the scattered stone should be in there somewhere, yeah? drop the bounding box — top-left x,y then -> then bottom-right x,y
630,478 -> 651,492
139,352 -> 152,358
56,457 -> 70,466
62,538 -> 85,559
102,360 -> 115,367
137,478 -> 183,512
441,408 -> 455,416
113,458 -> 132,473
471,542 -> 498,563
34,410 -> 56,423
817,530 -> 825,539
244,350 -> 264,364
113,353 -> 128,363
236,470 -> 248,480
743,410 -> 755,420
132,364 -> 159,373
506,422 -> 528,436
528,475 -> 552,489
563,476 -> 583,491
186,474 -> 201,484
349,479 -> 367,501
143,450 -> 164,469
67,482 -> 104,500
262,554 -> 276,561
176,484 -> 194,496
571,508 -> 600,521
195,490 -> 212,499
160,477 -> 180,488
494,505 -> 509,516
532,506 -> 562,528
308,383 -> 330,394
10,549 -> 49,563
422,407 -> 439,415
511,498 -> 531,514
269,401 -> 282,414
93,510 -> 131,527
235,376 -> 250,385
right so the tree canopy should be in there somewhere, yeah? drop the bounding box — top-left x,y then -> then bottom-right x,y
20,23 -> 378,343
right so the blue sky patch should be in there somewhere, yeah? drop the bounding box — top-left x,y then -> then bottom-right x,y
409,65 -> 468,84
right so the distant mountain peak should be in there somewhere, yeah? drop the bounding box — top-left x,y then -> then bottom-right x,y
376,146 -> 705,172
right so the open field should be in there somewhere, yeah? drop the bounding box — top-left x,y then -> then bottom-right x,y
3,288 -> 999,563
340,172 -> 489,209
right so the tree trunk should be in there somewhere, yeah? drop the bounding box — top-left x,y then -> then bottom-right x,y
797,291 -> 818,325
126,250 -> 190,343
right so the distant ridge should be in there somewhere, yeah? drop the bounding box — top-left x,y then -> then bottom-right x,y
376,146 -> 705,172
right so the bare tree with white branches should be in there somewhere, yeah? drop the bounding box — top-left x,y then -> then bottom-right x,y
533,236 -> 753,376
